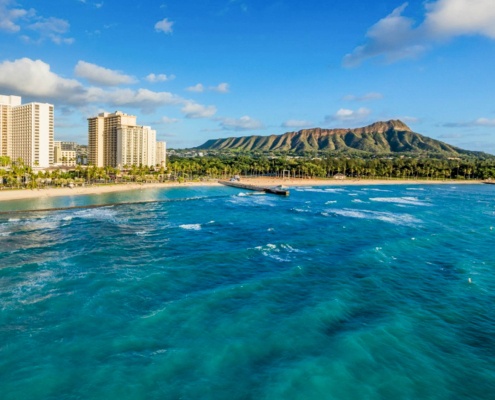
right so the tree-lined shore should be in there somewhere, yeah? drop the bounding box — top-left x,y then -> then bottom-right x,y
1,154 -> 494,190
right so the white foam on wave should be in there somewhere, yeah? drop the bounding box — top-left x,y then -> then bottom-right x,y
325,200 -> 337,204
8,218 -> 20,222
325,208 -> 421,226
406,187 -> 424,191
297,188 -> 328,193
254,243 -> 302,261
179,224 -> 202,231
74,207 -> 119,220
369,196 -> 429,206
352,199 -> 367,204
324,188 -> 346,193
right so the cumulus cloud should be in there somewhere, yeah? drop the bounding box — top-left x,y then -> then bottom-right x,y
281,119 -> 313,129
219,116 -> 264,131
210,83 -> 229,93
181,102 -> 217,118
326,108 -> 371,123
344,0 -> 495,66
343,92 -> 383,102
75,61 -> 136,86
155,18 -> 174,34
186,83 -> 205,93
0,57 -> 84,100
0,57 -> 182,113
146,73 -> 175,83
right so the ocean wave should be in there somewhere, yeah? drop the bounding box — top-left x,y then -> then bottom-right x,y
325,200 -> 337,204
179,224 -> 202,231
325,208 -> 421,226
369,197 -> 429,206
254,243 -> 302,261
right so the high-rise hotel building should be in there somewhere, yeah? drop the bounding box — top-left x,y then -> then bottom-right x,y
0,94 -> 54,168
88,111 -> 166,169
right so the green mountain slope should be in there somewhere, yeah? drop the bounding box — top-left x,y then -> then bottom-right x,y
196,120 -> 485,157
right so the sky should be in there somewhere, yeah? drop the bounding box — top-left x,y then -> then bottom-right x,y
0,0 -> 494,153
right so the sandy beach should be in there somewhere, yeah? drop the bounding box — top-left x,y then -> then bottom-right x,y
0,177 -> 482,202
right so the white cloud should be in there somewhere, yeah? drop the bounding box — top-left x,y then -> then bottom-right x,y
0,1 -> 73,44
210,82 -> 229,93
475,117 -> 495,126
186,83 -> 205,92
219,116 -> 264,131
0,57 -> 182,113
327,107 -> 371,123
444,117 -> 495,127
344,0 -> 495,67
146,73 -> 175,83
0,57 -> 84,100
155,18 -> 174,34
425,0 -> 495,38
281,119 -> 313,129
181,102 -> 217,118
0,0 -> 28,32
75,60 -> 136,86
343,92 -> 383,101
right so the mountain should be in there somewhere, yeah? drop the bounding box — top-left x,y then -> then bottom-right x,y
196,120 -> 485,157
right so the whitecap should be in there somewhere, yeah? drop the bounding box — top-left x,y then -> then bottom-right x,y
179,224 -> 201,231
324,188 -> 346,193
325,208 -> 421,226
8,218 -> 20,222
369,197 -> 429,206
325,201 -> 337,204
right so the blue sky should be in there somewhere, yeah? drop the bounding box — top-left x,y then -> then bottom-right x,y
0,0 -> 494,153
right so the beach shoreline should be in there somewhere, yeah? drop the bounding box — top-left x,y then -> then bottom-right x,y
0,177 -> 483,203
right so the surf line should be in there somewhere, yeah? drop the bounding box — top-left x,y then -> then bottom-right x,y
0,195 -> 228,215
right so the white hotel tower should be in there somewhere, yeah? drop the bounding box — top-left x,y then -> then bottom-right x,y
0,94 -> 54,168
88,111 -> 166,169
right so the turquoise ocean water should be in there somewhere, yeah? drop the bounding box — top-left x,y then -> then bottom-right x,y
1,184 -> 494,399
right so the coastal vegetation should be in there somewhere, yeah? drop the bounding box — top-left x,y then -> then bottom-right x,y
1,153 -> 495,190
196,120 -> 493,159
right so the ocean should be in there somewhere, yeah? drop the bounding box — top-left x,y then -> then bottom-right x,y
1,184 -> 494,399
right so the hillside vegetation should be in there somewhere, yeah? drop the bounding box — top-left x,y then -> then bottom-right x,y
197,120 -> 488,158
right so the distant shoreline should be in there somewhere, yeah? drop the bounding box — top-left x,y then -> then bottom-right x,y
0,178 -> 483,203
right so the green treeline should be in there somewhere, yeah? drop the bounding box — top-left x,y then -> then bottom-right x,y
167,154 -> 495,180
1,155 -> 495,189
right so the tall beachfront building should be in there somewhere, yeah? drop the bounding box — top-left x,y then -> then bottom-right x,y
88,111 -> 165,168
116,125 -> 156,168
0,95 -> 21,158
0,94 -> 54,168
156,141 -> 167,167
88,111 -> 137,167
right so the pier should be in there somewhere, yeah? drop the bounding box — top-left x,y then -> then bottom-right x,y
219,180 -> 290,196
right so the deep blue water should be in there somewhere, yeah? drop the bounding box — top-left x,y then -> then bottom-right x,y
1,184 -> 494,399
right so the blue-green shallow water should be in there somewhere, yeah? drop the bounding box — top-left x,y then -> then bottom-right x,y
1,184 -> 494,399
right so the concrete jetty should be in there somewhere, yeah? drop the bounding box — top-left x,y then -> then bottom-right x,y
219,180 -> 290,196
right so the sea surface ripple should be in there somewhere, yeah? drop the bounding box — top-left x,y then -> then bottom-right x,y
1,184 -> 494,399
